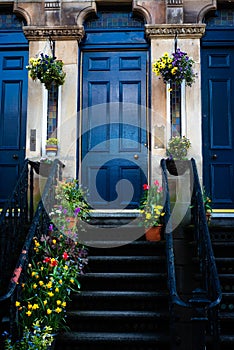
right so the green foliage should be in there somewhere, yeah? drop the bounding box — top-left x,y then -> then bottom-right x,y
166,136 -> 191,160
152,49 -> 197,87
46,138 -> 58,145
202,187 -> 213,213
139,180 -> 165,228
26,53 -> 66,90
3,322 -> 54,350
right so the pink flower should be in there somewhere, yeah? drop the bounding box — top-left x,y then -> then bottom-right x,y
154,180 -> 160,186
143,184 -> 150,190
157,186 -> 163,193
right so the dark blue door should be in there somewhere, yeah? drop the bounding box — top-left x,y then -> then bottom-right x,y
202,46 -> 234,208
0,48 -> 28,206
81,50 -> 148,209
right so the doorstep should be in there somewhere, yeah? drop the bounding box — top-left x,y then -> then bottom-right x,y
89,209 -> 141,227
210,209 -> 234,226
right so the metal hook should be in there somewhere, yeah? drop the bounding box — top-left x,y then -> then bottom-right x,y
48,35 -> 55,58
174,31 -> 178,53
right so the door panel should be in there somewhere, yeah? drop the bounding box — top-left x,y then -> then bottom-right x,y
81,51 -> 148,209
0,49 -> 28,206
202,47 -> 234,208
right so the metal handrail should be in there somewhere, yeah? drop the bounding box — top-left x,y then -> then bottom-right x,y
190,158 -> 222,308
161,158 -> 222,310
161,158 -> 189,308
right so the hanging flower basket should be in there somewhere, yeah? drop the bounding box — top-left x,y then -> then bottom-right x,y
26,53 -> 66,90
152,49 -> 197,87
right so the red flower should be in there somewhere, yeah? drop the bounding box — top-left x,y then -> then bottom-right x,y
43,257 -> 51,263
50,258 -> 58,267
143,184 -> 150,190
62,252 -> 69,260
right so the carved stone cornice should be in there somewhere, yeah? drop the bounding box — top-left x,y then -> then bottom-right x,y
145,24 -> 206,39
23,26 -> 85,41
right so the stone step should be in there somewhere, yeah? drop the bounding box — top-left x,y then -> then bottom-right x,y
71,291 -> 168,311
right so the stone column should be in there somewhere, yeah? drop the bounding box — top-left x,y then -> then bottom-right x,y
23,26 -> 84,178
145,24 -> 205,180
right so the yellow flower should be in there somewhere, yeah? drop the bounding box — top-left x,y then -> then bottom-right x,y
55,287 -> 59,293
41,267 -> 44,271
31,271 -> 36,277
47,309 -> 52,315
34,240 -> 40,247
70,279 -> 74,284
56,300 -> 62,305
171,67 -> 178,75
26,311 -> 32,316
43,300 -> 48,306
32,304 -> 39,310
47,282 -> 52,289
33,283 -> 37,289
15,301 -> 20,307
48,292 -> 54,297
28,303 -> 32,309
64,265 -> 68,270
62,301 -> 66,307
163,52 -> 169,57
52,239 -> 56,245
59,279 -> 63,284
146,213 -> 151,220
55,307 -> 62,313
39,280 -> 44,286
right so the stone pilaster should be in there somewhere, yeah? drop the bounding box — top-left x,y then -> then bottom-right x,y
145,24 -> 206,178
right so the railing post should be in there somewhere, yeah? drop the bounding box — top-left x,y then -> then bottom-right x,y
189,288 -> 210,350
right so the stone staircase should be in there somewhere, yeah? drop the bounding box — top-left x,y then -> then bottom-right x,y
55,231 -> 171,350
210,226 -> 234,350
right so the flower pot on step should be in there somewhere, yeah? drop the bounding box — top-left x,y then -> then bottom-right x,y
145,225 -> 163,241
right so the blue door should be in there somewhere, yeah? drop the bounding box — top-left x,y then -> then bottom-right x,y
81,50 -> 148,209
0,32 -> 28,206
201,45 -> 234,209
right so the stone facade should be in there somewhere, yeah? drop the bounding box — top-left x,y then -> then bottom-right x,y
2,0 -> 225,179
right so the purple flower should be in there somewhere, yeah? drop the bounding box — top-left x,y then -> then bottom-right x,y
74,207 -> 81,216
49,224 -> 53,231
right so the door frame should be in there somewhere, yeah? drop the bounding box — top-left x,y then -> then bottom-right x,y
77,17 -> 150,206
201,27 -> 234,209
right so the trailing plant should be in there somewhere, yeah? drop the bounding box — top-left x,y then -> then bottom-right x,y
26,53 -> 66,90
166,136 -> 191,160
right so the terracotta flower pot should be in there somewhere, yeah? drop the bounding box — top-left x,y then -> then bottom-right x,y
145,225 -> 163,241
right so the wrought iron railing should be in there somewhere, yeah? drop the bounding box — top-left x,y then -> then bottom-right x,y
0,159 -> 32,300
0,159 -> 64,336
161,158 -> 222,350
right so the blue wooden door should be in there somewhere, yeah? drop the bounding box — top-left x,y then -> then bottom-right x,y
0,48 -> 28,206
81,50 -> 148,209
202,46 -> 234,208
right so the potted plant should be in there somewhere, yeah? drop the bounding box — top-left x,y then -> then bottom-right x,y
45,138 -> 58,157
152,49 -> 197,87
26,53 -> 66,90
50,179 -> 90,233
166,136 -> 191,176
139,180 -> 165,241
202,187 -> 213,223
6,222 -> 88,349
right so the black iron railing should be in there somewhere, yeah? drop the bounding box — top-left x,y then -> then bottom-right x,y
0,159 -> 32,300
0,159 -> 64,336
161,158 -> 222,350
